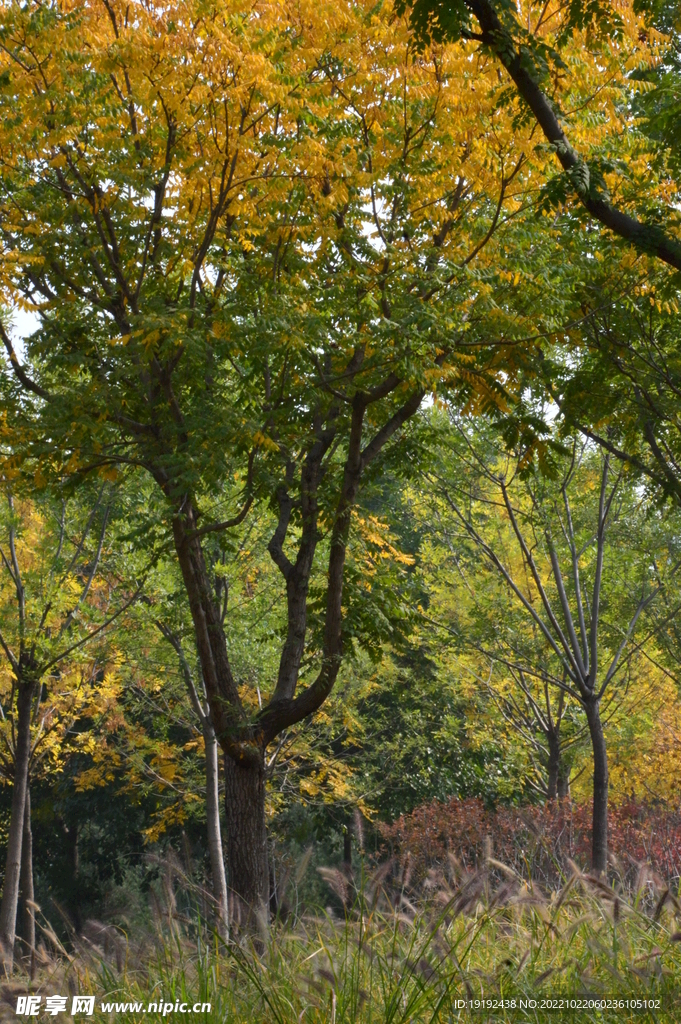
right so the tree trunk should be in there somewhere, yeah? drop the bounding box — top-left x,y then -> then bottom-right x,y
204,719 -> 229,941
557,760 -> 571,802
0,681 -> 33,972
269,860 -> 278,918
66,822 -> 81,932
343,825 -> 352,875
546,730 -> 560,802
19,787 -> 35,973
224,750 -> 268,928
172,508 -> 271,928
585,698 -> 608,875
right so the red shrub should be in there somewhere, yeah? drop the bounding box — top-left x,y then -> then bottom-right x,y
378,798 -> 681,888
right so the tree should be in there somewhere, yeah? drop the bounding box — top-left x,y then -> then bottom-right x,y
419,424 -> 679,873
351,645 -> 524,816
0,0 -> 553,917
399,0 -> 681,270
478,664 -> 581,801
393,2 -> 681,516
0,486 -> 133,969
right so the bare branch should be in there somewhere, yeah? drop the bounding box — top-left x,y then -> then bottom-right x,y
59,504 -> 110,635
7,495 -> 25,639
0,630 -> 18,673
434,485 -> 580,686
156,622 -> 209,727
598,587 -> 660,700
41,579 -> 146,673
499,480 -> 583,683
546,534 -> 587,678
561,476 -> 589,673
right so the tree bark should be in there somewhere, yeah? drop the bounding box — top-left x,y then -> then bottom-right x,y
546,730 -> 560,802
171,507 -> 243,753
172,509 -> 265,920
19,787 -> 35,973
585,698 -> 608,875
204,718 -> 229,940
0,681 -> 34,972
557,760 -> 571,803
224,750 -> 268,929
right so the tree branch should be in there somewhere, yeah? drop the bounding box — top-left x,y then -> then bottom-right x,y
464,0 -> 681,271
0,323 -> 50,400
191,451 -> 255,539
499,480 -> 583,683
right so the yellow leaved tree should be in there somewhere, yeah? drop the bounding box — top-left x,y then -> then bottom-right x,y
0,0 -> 665,918
0,486 -> 139,969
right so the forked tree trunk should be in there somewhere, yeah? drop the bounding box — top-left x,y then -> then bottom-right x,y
19,787 -> 35,971
204,719 -> 229,940
0,681 -> 34,971
224,750 -> 268,928
585,698 -> 608,875
171,379 -> 417,924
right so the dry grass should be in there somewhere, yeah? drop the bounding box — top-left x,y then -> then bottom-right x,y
2,854 -> 681,1023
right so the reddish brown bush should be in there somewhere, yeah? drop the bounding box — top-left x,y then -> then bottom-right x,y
378,798 -> 681,889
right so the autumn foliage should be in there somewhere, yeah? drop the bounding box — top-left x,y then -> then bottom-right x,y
1,0 -> 681,989
379,797 -> 681,889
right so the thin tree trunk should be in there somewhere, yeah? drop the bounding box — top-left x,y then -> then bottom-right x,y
269,859 -> 278,918
546,730 -> 560,802
224,750 -> 268,929
0,682 -> 33,972
66,822 -> 81,933
204,719 -> 229,941
343,824 -> 352,875
585,698 -> 608,875
19,787 -> 34,973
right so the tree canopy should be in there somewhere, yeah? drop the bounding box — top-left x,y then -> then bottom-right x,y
0,0 -> 679,955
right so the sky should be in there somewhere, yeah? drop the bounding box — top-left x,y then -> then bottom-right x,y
8,306 -> 40,356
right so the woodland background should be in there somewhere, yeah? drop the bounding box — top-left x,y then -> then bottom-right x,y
0,0 -> 680,1018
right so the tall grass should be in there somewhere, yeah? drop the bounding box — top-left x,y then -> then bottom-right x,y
6,856 -> 681,1023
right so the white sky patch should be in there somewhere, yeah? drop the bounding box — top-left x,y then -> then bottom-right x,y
7,306 -> 41,359
521,386 -> 559,425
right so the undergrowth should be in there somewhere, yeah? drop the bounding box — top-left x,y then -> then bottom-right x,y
3,853 -> 681,1024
